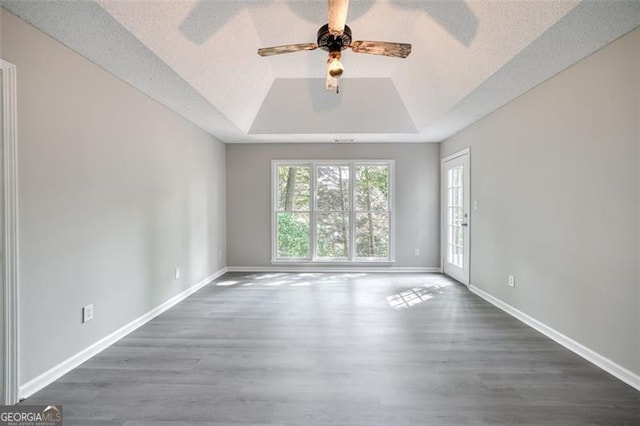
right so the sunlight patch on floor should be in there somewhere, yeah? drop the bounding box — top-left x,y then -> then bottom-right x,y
290,281 -> 312,287
263,280 -> 290,286
215,280 -> 238,286
254,273 -> 287,280
387,282 -> 451,309
342,273 -> 367,278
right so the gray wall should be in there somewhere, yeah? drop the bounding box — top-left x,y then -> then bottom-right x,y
226,143 -> 440,268
2,10 -> 227,385
441,29 -> 640,376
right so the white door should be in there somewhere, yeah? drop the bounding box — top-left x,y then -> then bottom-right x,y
442,149 -> 470,285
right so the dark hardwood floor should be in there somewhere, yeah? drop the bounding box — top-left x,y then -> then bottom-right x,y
23,272 -> 640,425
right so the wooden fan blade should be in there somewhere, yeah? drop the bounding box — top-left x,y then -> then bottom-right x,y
257,43 -> 318,57
328,0 -> 349,35
350,41 -> 412,58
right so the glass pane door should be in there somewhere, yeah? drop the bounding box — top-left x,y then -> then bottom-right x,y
447,165 -> 464,268
443,150 -> 470,285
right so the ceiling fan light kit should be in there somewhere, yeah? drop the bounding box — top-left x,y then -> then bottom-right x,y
326,51 -> 344,92
257,0 -> 411,93
327,52 -> 344,78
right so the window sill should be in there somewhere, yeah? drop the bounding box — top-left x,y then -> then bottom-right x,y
271,260 -> 396,266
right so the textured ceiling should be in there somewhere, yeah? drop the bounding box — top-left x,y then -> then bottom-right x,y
3,0 -> 640,143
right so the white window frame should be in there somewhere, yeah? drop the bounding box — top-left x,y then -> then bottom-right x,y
271,160 -> 395,264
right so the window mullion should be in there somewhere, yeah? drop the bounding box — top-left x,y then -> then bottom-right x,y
311,162 -> 317,261
388,161 -> 394,262
272,161 -> 277,261
349,162 -> 356,261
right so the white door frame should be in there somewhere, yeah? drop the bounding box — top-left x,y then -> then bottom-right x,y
441,147 -> 470,285
1,59 -> 20,405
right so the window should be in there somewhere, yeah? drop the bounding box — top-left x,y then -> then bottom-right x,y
316,164 -> 350,259
355,164 -> 390,259
273,160 -> 394,263
275,164 -> 311,259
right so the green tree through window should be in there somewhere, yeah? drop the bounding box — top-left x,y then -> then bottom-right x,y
355,165 -> 389,258
276,165 -> 310,258
274,161 -> 392,262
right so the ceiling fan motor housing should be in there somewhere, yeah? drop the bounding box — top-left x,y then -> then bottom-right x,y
317,24 -> 352,52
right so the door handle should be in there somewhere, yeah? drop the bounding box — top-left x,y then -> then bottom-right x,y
461,223 -> 468,227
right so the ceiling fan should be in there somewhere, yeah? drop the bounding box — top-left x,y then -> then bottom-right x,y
257,0 -> 412,93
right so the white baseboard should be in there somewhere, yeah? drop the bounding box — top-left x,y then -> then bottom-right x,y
227,266 -> 441,273
470,285 -> 640,392
19,267 -> 228,399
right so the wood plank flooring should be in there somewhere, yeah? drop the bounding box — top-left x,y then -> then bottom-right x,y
22,273 -> 640,425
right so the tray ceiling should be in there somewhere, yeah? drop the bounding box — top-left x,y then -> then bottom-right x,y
2,0 -> 640,143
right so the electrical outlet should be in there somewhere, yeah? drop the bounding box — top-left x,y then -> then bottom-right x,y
175,268 -> 181,279
82,304 -> 94,323
414,248 -> 420,257
218,250 -> 223,260
508,275 -> 515,287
